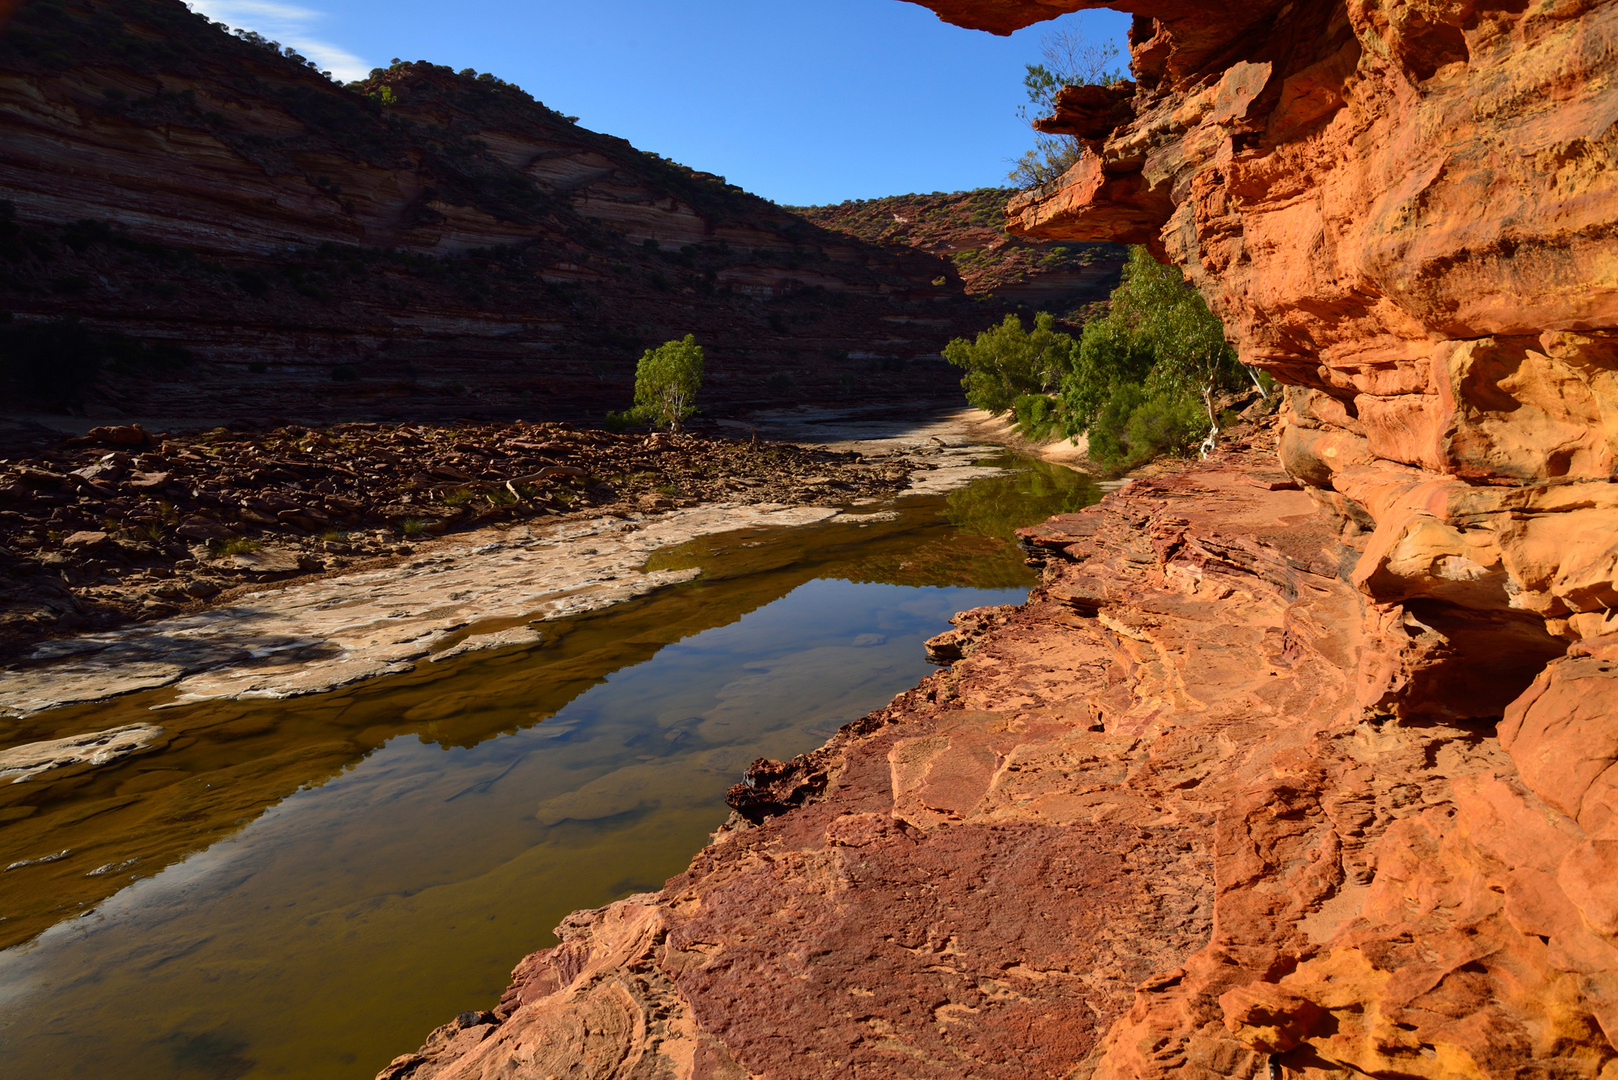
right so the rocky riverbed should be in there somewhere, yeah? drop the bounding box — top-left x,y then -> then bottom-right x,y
0,411 -> 1017,719
381,420 -> 1618,1080
0,418 -> 970,663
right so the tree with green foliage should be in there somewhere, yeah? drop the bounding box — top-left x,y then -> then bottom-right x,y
1061,247 -> 1248,469
630,334 -> 704,433
1081,381 -> 1208,470
943,312 -> 1078,417
1010,27 -> 1125,189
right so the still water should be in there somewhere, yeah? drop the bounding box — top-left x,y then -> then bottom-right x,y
0,455 -> 1097,1079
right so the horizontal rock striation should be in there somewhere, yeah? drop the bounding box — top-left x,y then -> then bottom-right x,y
0,0 -> 1101,420
386,2 -> 1618,1078
790,189 -> 1126,310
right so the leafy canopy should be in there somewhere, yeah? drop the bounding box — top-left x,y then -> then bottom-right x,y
1009,28 -> 1125,189
938,247 -> 1252,471
1063,248 -> 1239,429
631,334 -> 704,433
1066,248 -> 1247,468
943,312 -> 1077,417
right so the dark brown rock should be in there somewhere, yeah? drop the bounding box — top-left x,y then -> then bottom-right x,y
0,420 -> 920,661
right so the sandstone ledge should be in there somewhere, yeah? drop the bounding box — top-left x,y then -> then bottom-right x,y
383,438 -> 1618,1080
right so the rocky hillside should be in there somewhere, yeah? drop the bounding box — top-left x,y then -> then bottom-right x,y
0,0 -> 1018,424
790,188 -> 1124,312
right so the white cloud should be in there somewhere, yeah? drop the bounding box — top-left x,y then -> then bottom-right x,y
187,0 -> 372,83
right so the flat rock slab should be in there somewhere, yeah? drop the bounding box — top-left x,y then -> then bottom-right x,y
384,435 -> 1618,1080
0,503 -> 842,718
0,722 -> 164,784
227,549 -> 304,573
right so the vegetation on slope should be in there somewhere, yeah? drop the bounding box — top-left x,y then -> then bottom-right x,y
788,189 -> 1119,301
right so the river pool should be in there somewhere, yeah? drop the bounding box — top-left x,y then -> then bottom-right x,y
0,454 -> 1096,1079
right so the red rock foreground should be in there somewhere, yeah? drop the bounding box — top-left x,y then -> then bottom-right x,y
382,0 -> 1618,1072
380,429 -> 1618,1079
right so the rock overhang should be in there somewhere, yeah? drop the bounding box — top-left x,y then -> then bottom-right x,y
916,0 -> 1618,704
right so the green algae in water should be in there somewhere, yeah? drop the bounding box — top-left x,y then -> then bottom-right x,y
0,455 -> 1098,1079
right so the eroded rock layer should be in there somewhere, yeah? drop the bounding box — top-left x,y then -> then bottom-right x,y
383,2 -> 1618,1073
987,0 -> 1618,675
384,434 -> 1618,1080
0,0 -> 1114,420
940,0 -> 1618,1075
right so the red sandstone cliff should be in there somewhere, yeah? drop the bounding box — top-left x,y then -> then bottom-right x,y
791,189 -> 1125,311
371,0 -> 1618,1076
938,0 -> 1618,1074
0,0 -> 1104,422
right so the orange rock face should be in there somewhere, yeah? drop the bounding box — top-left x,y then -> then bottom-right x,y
931,0 -> 1618,1076
382,3 -> 1618,1077
992,0 -> 1618,667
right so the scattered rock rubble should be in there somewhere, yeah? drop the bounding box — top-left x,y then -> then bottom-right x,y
0,420 -> 926,662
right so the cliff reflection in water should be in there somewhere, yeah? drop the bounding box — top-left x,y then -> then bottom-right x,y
0,454 -> 1096,1080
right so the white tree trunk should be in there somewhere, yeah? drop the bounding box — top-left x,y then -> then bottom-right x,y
1197,381 -> 1219,458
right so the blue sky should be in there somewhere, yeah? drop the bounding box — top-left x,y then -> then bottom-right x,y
185,0 -> 1130,206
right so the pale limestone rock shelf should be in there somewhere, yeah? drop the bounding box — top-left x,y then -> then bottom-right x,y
0,723 -> 164,784
1,504 -> 823,719
0,441 -> 1007,721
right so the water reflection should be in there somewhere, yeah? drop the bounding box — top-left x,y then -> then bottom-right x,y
0,455 -> 1097,1079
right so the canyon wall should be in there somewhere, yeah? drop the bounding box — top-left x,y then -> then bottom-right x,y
385,3 -> 1618,1079
933,0 -> 1618,1075
790,189 -> 1125,310
988,0 -> 1618,689
0,0 -> 1118,423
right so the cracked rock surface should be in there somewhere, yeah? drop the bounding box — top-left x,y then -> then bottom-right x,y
384,429 -> 1618,1080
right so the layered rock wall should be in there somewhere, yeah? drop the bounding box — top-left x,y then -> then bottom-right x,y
0,0 -> 1100,420
911,0 -> 1618,1075
984,0 -> 1618,687
389,2 -> 1618,1077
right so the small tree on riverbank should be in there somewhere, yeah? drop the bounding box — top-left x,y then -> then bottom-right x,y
943,312 -> 1077,417
938,248 -> 1254,471
630,334 -> 704,433
1065,248 -> 1248,469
